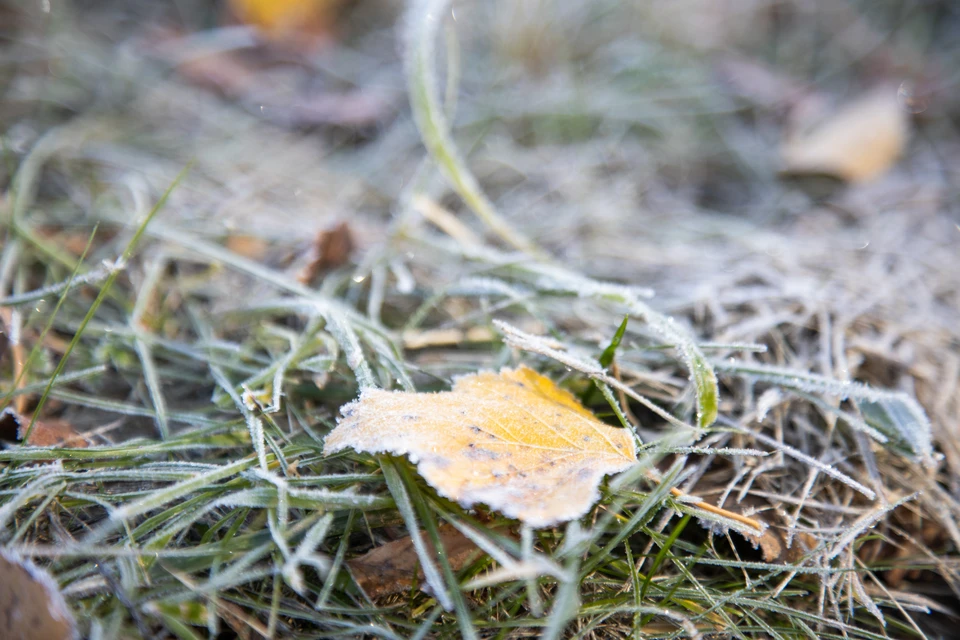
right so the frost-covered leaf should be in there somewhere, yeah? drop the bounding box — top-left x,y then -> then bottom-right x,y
324,366 -> 637,527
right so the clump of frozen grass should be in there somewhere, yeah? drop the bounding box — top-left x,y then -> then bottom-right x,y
0,0 -> 956,637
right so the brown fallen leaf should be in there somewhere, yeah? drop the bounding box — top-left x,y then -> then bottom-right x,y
347,525 -> 486,599
298,221 -> 354,284
0,409 -> 89,448
780,86 -> 910,183
0,549 -> 76,640
324,366 -> 637,528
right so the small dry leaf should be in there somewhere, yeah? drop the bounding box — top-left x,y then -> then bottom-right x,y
0,549 -> 76,640
324,366 -> 637,527
0,409 -> 88,448
691,478 -> 814,564
781,86 -> 909,183
347,525 -> 485,599
298,221 -> 354,284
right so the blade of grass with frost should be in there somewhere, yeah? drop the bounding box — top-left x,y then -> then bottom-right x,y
316,509 -> 355,609
624,543 -> 642,640
85,457 -> 252,545
826,493 -> 918,562
639,513 -> 691,603
714,359 -> 932,463
581,458 -> 688,576
0,260 -> 115,306
323,309 -> 375,389
405,0 -> 541,256
524,266 -> 716,428
21,167 -> 186,443
623,299 -> 718,428
211,365 -> 268,471
0,227 -> 95,415
142,223 -> 395,383
8,126 -> 97,270
596,381 -> 633,431
0,428 -> 245,461
521,525 -> 542,617
45,388 -> 218,427
281,511 -> 333,594
378,457 -> 453,611
740,425 -> 876,500
413,235 -> 719,427
396,461 -> 479,640
540,556 -> 581,640
131,254 -> 171,439
0,474 -> 63,535
495,320 -> 699,433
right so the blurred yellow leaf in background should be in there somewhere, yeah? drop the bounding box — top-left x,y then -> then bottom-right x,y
229,0 -> 340,40
324,366 -> 637,527
780,87 -> 910,183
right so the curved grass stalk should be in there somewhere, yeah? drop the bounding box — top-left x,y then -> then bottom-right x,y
404,0 -> 543,257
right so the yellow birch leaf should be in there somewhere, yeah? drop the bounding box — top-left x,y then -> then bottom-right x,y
780,87 -> 909,183
228,0 -> 339,39
324,366 -> 637,527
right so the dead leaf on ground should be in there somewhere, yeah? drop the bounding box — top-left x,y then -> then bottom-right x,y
690,476 -> 814,564
0,408 -> 89,448
298,221 -> 354,284
780,86 -> 910,183
0,549 -> 77,640
347,524 -> 487,599
324,366 -> 637,528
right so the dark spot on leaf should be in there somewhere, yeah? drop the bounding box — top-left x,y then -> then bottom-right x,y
464,446 -> 499,461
